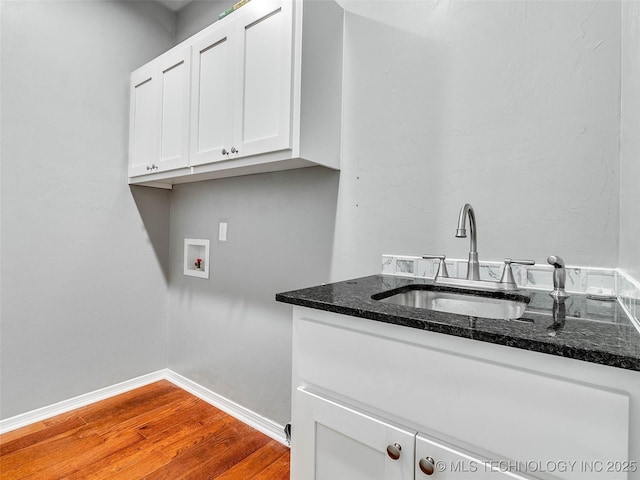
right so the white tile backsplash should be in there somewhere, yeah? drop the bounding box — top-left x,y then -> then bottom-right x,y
585,271 -> 616,291
617,270 -> 640,330
395,259 -> 416,275
524,267 -> 554,290
479,264 -> 501,282
381,256 -> 395,275
381,254 -> 640,330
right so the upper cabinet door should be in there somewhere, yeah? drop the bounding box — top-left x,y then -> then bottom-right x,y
190,23 -> 236,167
129,64 -> 158,177
129,47 -> 190,177
293,388 -> 416,480
234,0 -> 293,158
157,46 -> 191,172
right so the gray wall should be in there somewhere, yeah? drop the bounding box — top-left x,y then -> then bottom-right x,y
175,0 -> 229,43
168,168 -> 338,424
620,1 -> 640,280
168,0 -> 632,426
0,0 -> 174,419
332,0 -> 622,279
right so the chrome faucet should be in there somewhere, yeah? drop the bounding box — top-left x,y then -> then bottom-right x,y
455,203 -> 480,281
422,204 -> 535,292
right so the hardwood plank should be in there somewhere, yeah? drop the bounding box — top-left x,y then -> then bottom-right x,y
136,398 -> 220,440
153,414 -> 240,459
82,388 -> 199,437
104,446 -> 174,480
0,384 -> 187,477
0,410 -> 80,446
147,416 -> 255,480
0,415 -> 87,456
65,439 -> 166,479
0,432 -> 105,480
0,381 -> 290,480
116,407 -> 232,477
182,428 -> 272,480
65,396 -> 213,479
76,380 -> 179,424
251,449 -> 292,480
20,431 -> 145,480
146,428 -> 269,480
212,439 -> 290,480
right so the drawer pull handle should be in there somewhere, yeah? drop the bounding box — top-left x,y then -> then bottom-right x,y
419,457 -> 435,475
386,443 -> 402,460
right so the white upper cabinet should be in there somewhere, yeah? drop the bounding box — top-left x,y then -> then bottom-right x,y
129,64 -> 157,177
157,47 -> 191,172
128,46 -> 191,179
128,0 -> 344,188
234,0 -> 292,159
190,22 -> 235,166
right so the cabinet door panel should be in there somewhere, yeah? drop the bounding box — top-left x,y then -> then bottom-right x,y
293,388 -> 415,480
235,0 -> 292,157
158,47 -> 191,172
190,25 -> 235,166
129,65 -> 157,177
416,433 -> 534,480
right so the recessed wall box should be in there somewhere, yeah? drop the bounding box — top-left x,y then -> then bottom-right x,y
184,238 -> 210,279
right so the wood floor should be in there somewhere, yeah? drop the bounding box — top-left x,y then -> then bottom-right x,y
0,381 -> 290,479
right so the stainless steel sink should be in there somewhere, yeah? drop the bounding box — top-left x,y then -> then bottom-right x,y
375,288 -> 529,320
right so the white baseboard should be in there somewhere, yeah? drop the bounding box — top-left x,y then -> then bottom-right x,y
0,369 -> 288,446
164,370 -> 287,445
0,370 -> 166,435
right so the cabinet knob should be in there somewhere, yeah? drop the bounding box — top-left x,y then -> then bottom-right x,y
386,443 -> 402,460
231,146 -> 238,154
222,148 -> 229,155
418,457 -> 435,475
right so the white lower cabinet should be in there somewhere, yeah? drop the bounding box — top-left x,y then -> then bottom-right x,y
295,388 -> 415,480
291,307 -> 639,480
414,433 -> 532,479
295,388 -> 534,480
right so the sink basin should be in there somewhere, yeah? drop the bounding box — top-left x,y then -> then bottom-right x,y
373,286 -> 529,320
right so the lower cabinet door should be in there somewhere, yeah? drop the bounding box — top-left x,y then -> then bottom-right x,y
293,388 -> 416,480
415,433 -> 534,479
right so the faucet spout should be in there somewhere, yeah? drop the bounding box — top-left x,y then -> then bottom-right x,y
456,203 -> 480,280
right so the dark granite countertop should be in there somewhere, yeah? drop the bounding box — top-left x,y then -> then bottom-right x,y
276,274 -> 640,372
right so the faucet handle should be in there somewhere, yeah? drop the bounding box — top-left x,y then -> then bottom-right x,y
422,254 -> 449,278
500,258 -> 535,286
504,258 -> 535,266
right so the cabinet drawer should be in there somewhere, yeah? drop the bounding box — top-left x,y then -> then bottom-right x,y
415,433 -> 535,480
295,313 -> 630,479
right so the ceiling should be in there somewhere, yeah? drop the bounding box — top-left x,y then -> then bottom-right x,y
156,0 -> 193,12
